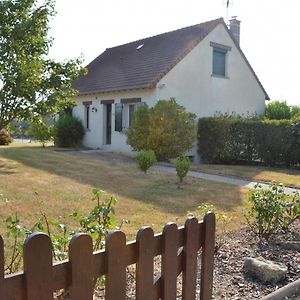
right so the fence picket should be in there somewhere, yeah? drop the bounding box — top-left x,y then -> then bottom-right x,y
105,231 -> 126,300
69,234 -> 93,300
161,223 -> 178,300
200,213 -> 216,300
136,227 -> 155,300
182,217 -> 199,300
0,215 -> 215,300
23,233 -> 53,300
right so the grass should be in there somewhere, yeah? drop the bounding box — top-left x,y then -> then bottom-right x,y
0,143 -> 248,243
191,164 -> 300,188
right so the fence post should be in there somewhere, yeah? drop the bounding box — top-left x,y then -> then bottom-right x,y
200,212 -> 215,300
136,227 -> 155,300
69,234 -> 94,300
182,217 -> 199,300
161,223 -> 178,300
0,236 -> 4,299
105,231 -> 126,300
23,233 -> 53,300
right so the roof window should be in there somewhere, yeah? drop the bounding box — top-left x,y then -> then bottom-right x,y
136,44 -> 144,50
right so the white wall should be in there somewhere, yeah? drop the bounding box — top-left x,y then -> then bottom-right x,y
72,89 -> 157,153
155,23 -> 266,117
73,23 -> 266,156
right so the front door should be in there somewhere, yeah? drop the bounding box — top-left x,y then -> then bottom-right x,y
106,104 -> 112,144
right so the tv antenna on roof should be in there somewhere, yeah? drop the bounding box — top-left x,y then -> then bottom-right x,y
224,0 -> 233,25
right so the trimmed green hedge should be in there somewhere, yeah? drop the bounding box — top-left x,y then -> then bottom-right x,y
198,118 -> 300,167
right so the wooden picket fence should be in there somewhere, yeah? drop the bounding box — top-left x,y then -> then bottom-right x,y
0,213 -> 215,300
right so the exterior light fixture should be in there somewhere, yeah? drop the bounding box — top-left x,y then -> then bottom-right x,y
91,107 -> 98,113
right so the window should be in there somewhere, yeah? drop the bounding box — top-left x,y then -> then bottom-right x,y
85,105 -> 90,129
83,101 -> 92,130
128,104 -> 136,127
115,103 -> 123,132
213,48 -> 226,76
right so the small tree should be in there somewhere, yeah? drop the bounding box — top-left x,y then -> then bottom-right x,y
136,149 -> 157,173
27,120 -> 53,147
175,156 -> 191,182
127,99 -> 197,160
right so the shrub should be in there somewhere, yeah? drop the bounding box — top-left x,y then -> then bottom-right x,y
27,120 -> 53,147
198,117 -> 300,167
0,129 -> 13,145
245,184 -> 300,238
175,156 -> 191,182
127,99 -> 197,160
54,115 -> 85,148
136,149 -> 157,173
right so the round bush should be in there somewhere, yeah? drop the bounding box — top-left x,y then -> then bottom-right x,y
127,99 -> 197,160
136,149 -> 157,173
0,129 -> 13,145
54,115 -> 85,148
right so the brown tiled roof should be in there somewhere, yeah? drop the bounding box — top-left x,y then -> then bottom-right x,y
73,17 -> 269,100
73,18 -> 223,94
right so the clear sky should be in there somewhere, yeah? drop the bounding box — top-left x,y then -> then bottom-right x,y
49,0 -> 300,105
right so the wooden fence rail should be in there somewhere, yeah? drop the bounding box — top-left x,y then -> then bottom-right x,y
0,213 -> 215,300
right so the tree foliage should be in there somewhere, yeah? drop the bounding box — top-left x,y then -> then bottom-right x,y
265,100 -> 300,120
127,99 -> 197,160
0,0 -> 86,129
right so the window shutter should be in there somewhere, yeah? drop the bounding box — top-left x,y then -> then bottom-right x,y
115,103 -> 123,132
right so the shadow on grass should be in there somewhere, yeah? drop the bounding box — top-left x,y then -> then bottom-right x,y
0,145 -> 246,215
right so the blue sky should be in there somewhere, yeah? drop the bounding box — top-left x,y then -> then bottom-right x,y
49,0 -> 300,105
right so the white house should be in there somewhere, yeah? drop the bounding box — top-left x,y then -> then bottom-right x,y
72,17 -> 269,159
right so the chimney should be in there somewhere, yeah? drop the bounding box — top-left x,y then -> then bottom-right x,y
229,16 -> 241,45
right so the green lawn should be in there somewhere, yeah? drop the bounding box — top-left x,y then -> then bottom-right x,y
0,143 -> 248,242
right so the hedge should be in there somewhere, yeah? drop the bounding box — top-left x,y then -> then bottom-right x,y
198,118 -> 300,167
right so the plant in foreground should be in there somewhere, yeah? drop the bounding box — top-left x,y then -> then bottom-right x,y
4,189 -> 128,274
245,183 -> 300,238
